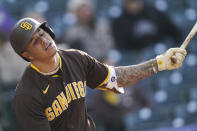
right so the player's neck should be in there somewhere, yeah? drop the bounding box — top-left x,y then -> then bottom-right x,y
31,52 -> 60,74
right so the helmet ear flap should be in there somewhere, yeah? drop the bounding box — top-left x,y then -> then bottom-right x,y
40,23 -> 55,40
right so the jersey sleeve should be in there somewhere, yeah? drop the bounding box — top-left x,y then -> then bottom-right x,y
79,51 -> 109,88
13,94 -> 51,131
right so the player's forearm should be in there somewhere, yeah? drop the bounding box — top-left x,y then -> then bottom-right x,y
115,59 -> 158,87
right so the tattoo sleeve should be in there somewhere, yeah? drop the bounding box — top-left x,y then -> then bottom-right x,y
115,59 -> 158,87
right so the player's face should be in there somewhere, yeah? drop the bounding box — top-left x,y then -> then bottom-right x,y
23,28 -> 57,62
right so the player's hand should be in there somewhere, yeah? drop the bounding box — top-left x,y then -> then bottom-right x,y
156,48 -> 187,71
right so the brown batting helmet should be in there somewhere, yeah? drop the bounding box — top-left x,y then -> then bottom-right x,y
9,17 -> 55,61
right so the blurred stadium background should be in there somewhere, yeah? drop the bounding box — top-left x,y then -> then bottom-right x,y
0,0 -> 197,131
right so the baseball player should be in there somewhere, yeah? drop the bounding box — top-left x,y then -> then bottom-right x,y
10,18 -> 186,131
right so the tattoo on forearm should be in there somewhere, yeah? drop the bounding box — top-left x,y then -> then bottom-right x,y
115,59 -> 158,87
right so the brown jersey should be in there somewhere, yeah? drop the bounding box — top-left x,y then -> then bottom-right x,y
13,49 -> 108,131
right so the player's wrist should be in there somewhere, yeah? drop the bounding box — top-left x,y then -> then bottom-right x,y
150,58 -> 159,73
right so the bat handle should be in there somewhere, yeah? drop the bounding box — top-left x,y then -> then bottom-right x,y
172,22 -> 197,63
180,22 -> 197,49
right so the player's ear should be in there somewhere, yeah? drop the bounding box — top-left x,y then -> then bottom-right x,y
21,51 -> 34,61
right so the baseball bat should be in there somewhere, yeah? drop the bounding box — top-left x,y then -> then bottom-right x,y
180,22 -> 197,49
171,22 -> 197,63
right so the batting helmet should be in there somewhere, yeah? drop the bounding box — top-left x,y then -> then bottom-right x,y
9,17 -> 55,61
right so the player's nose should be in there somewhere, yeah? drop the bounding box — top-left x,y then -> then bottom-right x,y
40,37 -> 50,47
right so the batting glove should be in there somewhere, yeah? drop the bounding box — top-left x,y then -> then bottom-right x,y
156,48 -> 187,71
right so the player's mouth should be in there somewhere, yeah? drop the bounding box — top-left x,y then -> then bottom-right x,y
45,43 -> 52,50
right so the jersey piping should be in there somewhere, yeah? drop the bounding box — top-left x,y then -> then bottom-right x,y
97,66 -> 110,87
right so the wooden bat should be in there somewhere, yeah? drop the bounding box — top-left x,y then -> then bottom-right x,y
171,22 -> 197,63
180,22 -> 197,49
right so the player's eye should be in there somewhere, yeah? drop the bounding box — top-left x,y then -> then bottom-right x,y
40,32 -> 44,37
32,38 -> 39,45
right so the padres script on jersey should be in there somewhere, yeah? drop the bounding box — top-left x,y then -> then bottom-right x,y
13,49 -> 108,131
